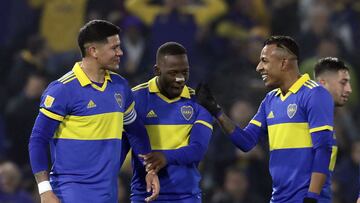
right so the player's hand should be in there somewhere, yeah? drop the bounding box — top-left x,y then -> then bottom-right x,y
195,83 -> 222,117
40,191 -> 60,203
145,172 -> 160,202
139,152 -> 167,173
303,197 -> 317,203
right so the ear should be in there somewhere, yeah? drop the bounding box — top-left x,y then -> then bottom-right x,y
154,64 -> 161,76
318,78 -> 326,86
280,59 -> 288,71
88,46 -> 98,58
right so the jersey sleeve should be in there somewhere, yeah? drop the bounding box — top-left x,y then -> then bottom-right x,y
39,81 -> 70,121
306,87 -> 334,133
249,96 -> 268,131
229,96 -> 268,152
123,81 -> 137,125
162,104 -> 213,165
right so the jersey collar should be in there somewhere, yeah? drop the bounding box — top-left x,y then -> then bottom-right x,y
148,76 -> 191,100
275,74 -> 310,96
72,62 -> 112,87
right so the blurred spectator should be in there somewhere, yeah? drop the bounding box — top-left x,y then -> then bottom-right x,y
87,0 -> 126,24
270,0 -> 300,36
300,37 -> 359,106
215,0 -> 269,42
333,139 -> 360,203
297,3 -> 346,59
210,166 -> 265,203
119,16 -> 150,86
0,161 -> 34,203
203,99 -> 271,201
209,31 -> 268,107
125,0 -> 227,86
5,72 -> 48,167
28,0 -> 87,53
7,34 -> 50,98
28,0 -> 85,76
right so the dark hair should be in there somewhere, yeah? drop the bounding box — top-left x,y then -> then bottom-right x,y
78,20 -> 121,57
314,57 -> 349,78
264,35 -> 299,59
156,42 -> 187,63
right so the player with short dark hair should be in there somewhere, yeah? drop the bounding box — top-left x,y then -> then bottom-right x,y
197,36 -> 335,203
28,20 -> 159,203
125,42 -> 213,202
314,57 -> 352,107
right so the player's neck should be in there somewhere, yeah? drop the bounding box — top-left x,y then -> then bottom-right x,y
80,59 -> 106,83
279,73 -> 301,94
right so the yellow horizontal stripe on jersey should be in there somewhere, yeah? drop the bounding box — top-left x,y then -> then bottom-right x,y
329,146 -> 338,171
54,112 -> 124,140
250,119 -> 262,127
309,125 -> 333,133
268,122 -> 312,151
145,124 -> 192,150
40,108 -> 64,121
194,120 -> 213,130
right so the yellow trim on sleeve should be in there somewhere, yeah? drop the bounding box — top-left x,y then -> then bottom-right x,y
125,102 -> 135,115
40,108 -> 64,121
329,146 -> 338,171
309,125 -> 333,133
250,120 -> 262,127
194,120 -> 213,130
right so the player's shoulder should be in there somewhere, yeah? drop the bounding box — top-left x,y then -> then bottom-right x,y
132,81 -> 149,93
46,71 -> 76,92
302,79 -> 321,91
301,79 -> 330,97
109,71 -> 128,84
56,70 -> 77,86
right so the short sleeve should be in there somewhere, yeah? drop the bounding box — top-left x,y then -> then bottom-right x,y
194,104 -> 214,131
306,87 -> 334,133
123,81 -> 136,125
39,81 -> 70,121
249,96 -> 268,131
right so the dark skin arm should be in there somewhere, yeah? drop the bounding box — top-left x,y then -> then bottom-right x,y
140,152 -> 167,173
34,171 -> 60,203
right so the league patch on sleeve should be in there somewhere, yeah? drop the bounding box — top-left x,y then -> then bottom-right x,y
44,95 -> 55,108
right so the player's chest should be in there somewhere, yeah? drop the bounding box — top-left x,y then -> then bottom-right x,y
265,97 -> 307,125
141,97 -> 196,125
70,86 -> 127,115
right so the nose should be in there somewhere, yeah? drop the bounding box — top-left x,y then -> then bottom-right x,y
116,48 -> 123,56
345,82 -> 352,94
256,62 -> 263,73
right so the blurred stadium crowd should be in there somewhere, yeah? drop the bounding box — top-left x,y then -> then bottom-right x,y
0,0 -> 360,202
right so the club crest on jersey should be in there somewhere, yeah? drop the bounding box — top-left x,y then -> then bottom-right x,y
114,93 -> 122,108
181,106 -> 193,121
287,103 -> 297,118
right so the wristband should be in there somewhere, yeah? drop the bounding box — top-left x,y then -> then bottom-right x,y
38,181 -> 52,194
306,191 -> 320,200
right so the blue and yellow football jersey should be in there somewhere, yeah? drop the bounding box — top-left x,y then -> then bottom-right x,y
246,74 -> 336,202
129,77 -> 213,201
39,62 -> 136,202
